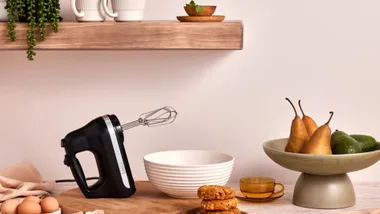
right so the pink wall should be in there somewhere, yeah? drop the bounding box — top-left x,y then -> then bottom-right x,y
1,0 -> 380,184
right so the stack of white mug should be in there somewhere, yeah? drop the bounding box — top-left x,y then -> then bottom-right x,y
71,0 -> 146,22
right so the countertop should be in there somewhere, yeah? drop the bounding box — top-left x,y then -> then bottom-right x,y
53,181 -> 380,214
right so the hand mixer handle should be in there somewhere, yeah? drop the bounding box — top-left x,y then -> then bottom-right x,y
62,137 -> 94,194
71,156 -> 90,192
62,118 -> 104,195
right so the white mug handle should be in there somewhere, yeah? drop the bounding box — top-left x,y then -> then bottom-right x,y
102,0 -> 118,18
71,0 -> 85,18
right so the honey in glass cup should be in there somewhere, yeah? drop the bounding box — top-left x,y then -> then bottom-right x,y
240,176 -> 284,199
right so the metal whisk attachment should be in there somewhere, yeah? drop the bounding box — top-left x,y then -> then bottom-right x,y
121,106 -> 178,131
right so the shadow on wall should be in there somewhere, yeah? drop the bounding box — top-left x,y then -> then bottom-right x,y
0,50 -> 233,92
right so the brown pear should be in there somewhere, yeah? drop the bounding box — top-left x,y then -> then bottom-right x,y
284,98 -> 309,153
301,111 -> 334,155
298,100 -> 318,137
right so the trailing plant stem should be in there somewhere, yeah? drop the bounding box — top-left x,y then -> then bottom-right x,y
27,0 -> 37,60
38,0 -> 47,40
6,0 -> 16,42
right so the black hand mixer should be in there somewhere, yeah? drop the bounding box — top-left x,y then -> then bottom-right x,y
61,106 -> 177,198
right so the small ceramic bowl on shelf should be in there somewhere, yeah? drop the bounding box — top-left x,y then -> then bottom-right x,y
263,138 -> 380,209
143,150 -> 235,198
184,5 -> 217,16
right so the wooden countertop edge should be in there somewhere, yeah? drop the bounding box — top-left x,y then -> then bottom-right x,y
52,181 -> 380,214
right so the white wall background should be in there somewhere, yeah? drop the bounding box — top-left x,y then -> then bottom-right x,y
1,0 -> 380,185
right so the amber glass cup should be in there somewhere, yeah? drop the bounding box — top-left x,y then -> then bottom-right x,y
240,176 -> 284,199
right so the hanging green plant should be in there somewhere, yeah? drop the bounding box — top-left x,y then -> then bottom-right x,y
5,0 -> 62,60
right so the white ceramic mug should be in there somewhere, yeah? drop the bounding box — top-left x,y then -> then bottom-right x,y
0,0 -> 7,21
71,0 -> 106,22
102,0 -> 146,22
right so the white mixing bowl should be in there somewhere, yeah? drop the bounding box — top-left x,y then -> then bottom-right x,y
143,150 -> 235,198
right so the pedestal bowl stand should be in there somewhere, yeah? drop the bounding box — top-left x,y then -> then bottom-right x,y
263,138 -> 380,209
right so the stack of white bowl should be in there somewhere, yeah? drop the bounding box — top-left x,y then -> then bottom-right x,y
143,150 -> 235,198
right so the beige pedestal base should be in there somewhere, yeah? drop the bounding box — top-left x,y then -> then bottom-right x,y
293,173 -> 355,209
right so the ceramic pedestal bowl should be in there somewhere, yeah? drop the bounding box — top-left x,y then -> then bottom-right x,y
263,138 -> 380,209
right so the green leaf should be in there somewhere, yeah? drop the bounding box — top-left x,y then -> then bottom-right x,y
195,5 -> 203,13
189,0 -> 196,6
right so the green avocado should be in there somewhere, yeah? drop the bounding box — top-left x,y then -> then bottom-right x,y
350,134 -> 377,152
331,130 -> 362,154
331,130 -> 347,150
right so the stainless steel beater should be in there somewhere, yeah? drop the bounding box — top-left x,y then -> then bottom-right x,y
121,106 -> 178,131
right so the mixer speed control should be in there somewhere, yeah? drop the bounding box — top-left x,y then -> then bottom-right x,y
63,155 -> 71,166
61,139 -> 66,147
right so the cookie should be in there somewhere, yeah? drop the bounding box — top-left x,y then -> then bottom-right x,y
203,208 -> 241,214
201,198 -> 238,211
197,185 -> 235,200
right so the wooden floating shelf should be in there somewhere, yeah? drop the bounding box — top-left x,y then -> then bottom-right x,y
0,21 -> 243,50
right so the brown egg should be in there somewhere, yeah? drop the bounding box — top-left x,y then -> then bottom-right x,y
40,197 -> 59,213
24,196 -> 41,203
17,200 -> 41,214
1,199 -> 20,214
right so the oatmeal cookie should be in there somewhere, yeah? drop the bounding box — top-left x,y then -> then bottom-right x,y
201,198 -> 238,211
203,208 -> 241,214
197,185 -> 235,200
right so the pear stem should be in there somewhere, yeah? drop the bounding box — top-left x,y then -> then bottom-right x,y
326,111 -> 334,125
285,98 -> 298,116
298,100 -> 306,117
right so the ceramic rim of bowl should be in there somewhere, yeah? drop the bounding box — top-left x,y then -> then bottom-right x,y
144,168 -> 233,177
146,172 -> 232,181
143,150 -> 235,167
263,138 -> 380,158
143,161 -> 234,171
